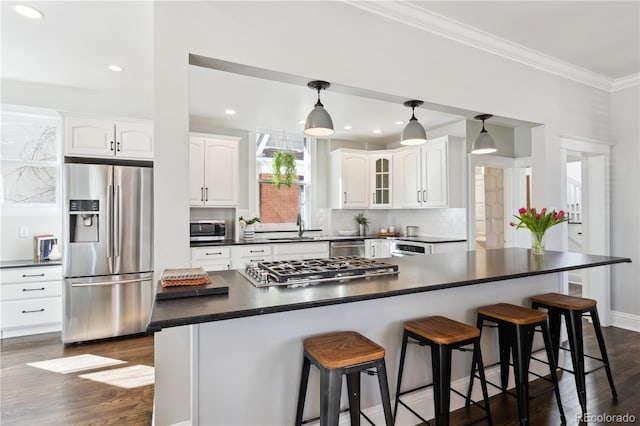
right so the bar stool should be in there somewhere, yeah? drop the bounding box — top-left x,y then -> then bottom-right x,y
295,331 -> 393,426
531,293 -> 617,414
393,316 -> 492,426
467,303 -> 566,425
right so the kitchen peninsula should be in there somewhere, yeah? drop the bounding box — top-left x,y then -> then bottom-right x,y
148,249 -> 630,425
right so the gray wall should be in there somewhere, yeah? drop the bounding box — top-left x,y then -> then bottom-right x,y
610,85 -> 640,316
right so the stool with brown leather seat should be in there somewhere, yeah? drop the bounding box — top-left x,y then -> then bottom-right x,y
466,303 -> 566,425
531,293 -> 617,415
295,331 -> 393,426
393,316 -> 492,426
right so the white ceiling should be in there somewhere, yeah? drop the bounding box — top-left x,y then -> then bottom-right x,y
409,1 -> 640,80
2,1 -> 638,141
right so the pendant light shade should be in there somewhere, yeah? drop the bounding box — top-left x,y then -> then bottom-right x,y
471,114 -> 497,154
401,100 -> 427,145
304,80 -> 334,137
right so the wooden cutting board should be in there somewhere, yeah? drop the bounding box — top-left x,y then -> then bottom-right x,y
155,275 -> 229,300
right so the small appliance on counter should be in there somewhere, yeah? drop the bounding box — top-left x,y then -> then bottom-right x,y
190,219 -> 226,242
406,226 -> 419,237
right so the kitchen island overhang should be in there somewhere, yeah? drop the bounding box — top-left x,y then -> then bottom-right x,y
148,248 -> 630,426
147,248 -> 631,332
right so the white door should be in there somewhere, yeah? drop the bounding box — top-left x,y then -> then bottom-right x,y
65,117 -> 115,158
394,147 -> 422,208
203,138 -> 238,206
423,140 -> 448,207
116,121 -> 154,159
342,153 -> 369,208
189,138 -> 205,206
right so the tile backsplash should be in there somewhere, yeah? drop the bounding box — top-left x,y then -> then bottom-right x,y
329,208 -> 467,237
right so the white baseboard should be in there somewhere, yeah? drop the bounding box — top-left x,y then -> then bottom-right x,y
304,350 -> 559,426
611,310 -> 640,332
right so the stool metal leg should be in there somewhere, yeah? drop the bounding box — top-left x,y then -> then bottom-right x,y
498,324 -> 511,392
541,320 -> 566,424
346,371 -> 361,426
511,324 -> 533,425
473,340 -> 493,426
566,309 -> 587,414
295,357 -> 311,426
320,368 -> 343,426
374,359 -> 394,426
547,308 -> 562,363
465,316 -> 483,403
393,330 -> 409,423
590,308 -> 618,398
431,343 -> 452,426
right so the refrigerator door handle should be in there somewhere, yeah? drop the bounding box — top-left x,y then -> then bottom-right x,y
107,184 -> 113,258
114,184 -> 120,257
71,278 -> 149,288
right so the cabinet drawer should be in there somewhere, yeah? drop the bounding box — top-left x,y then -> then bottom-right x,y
239,245 -> 272,257
1,281 -> 62,301
1,298 -> 62,328
191,247 -> 231,261
273,242 -> 329,256
1,266 -> 62,284
191,260 -> 230,271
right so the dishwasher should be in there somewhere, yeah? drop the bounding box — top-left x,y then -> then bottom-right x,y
329,240 -> 366,257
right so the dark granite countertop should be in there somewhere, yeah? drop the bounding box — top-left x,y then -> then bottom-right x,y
0,259 -> 63,269
147,248 -> 630,332
190,235 -> 466,247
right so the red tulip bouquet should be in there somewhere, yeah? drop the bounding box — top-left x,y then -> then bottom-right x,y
510,207 -> 568,254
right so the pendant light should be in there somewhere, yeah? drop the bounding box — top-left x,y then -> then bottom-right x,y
400,100 -> 427,145
471,114 -> 497,154
304,80 -> 334,137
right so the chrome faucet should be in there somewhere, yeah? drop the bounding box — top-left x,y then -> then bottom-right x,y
297,213 -> 304,238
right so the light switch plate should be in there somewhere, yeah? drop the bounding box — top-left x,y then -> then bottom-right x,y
19,226 -> 29,237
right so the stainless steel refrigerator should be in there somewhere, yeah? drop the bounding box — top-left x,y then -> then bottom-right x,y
62,162 -> 153,343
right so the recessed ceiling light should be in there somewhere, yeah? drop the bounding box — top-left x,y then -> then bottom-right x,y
225,109 -> 236,115
14,4 -> 44,19
344,125 -> 353,130
395,121 -> 405,125
108,65 -> 123,72
298,120 -> 306,124
373,129 -> 382,134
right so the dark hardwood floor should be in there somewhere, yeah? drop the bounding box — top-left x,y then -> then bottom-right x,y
1,318 -> 638,425
1,332 -> 154,425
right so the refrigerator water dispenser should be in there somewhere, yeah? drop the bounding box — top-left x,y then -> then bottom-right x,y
69,199 -> 99,242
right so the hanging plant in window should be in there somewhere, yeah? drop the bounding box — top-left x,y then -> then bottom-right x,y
271,130 -> 297,189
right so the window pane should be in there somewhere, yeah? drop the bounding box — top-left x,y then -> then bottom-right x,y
256,130 -> 308,224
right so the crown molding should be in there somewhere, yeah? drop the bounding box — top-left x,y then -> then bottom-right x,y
346,1 -> 634,93
611,74 -> 640,92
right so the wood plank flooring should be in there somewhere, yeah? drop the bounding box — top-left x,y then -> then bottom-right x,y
1,332 -> 153,425
1,320 -> 638,425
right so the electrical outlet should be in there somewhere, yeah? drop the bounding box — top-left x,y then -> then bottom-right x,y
19,226 -> 29,238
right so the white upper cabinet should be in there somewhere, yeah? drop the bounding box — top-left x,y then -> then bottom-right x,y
331,150 -> 370,209
393,136 -> 464,209
189,133 -> 239,207
370,154 -> 393,208
64,115 -> 153,160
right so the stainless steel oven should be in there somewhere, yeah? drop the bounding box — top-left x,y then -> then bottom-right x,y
190,220 -> 226,242
390,241 -> 433,257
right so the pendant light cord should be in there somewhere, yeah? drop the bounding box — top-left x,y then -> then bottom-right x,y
315,88 -> 323,107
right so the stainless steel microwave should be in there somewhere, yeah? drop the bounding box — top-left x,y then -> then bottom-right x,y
190,220 -> 226,241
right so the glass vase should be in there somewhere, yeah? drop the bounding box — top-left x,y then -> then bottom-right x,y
531,231 -> 546,255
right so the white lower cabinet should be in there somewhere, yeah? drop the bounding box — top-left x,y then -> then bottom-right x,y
365,239 -> 391,259
191,247 -> 231,271
231,245 -> 273,269
0,265 -> 62,338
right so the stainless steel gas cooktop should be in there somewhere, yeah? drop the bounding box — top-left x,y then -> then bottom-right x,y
242,256 -> 399,288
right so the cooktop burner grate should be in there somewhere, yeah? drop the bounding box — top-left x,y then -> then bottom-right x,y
243,256 -> 399,287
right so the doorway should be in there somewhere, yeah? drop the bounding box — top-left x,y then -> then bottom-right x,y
567,160 -> 583,297
474,166 -> 505,250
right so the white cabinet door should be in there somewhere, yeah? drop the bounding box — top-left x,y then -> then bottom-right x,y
394,147 -> 422,208
423,139 -> 448,208
370,154 -> 393,208
115,121 -> 154,160
65,117 -> 115,158
365,239 -> 391,258
191,247 -> 231,271
343,153 -> 369,208
203,138 -> 238,206
189,138 -> 206,205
